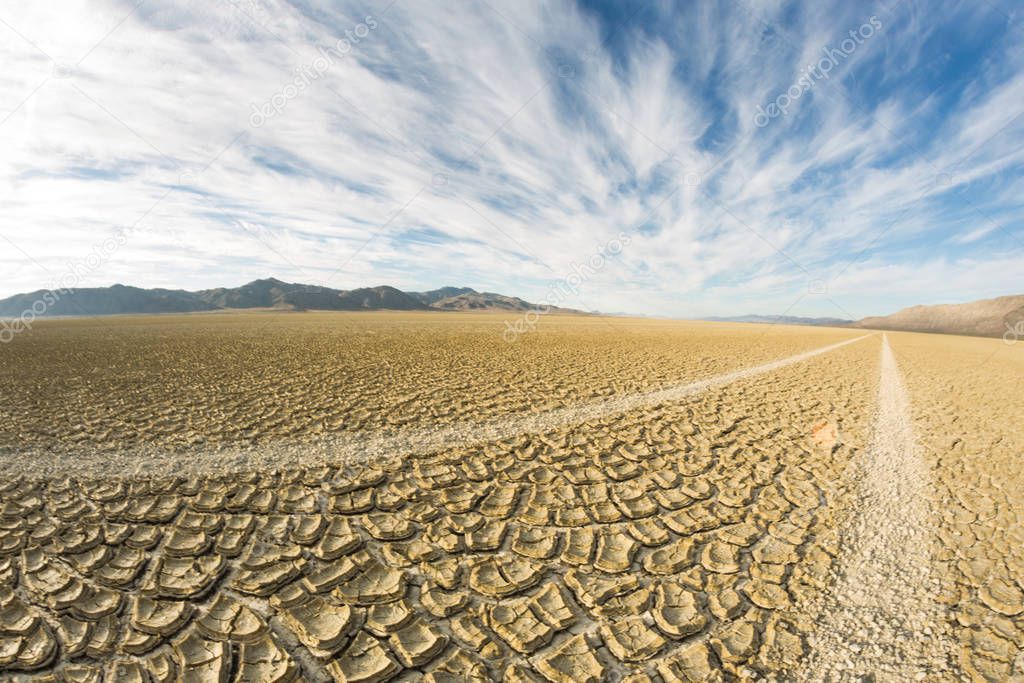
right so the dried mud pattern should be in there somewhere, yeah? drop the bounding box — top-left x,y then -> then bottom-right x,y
0,334 -> 878,681
0,313 -> 857,452
893,333 -> 1024,682
0,334 -> 868,483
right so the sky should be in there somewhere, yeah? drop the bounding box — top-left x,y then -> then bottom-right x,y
0,0 -> 1022,319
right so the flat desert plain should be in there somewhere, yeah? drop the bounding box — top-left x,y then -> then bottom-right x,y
0,313 -> 1020,682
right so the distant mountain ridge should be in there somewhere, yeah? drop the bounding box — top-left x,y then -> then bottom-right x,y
703,314 -> 852,326
0,279 -> 588,318
853,294 -> 1024,338
3,280 -> 1020,338
704,294 -> 1024,338
0,284 -> 220,318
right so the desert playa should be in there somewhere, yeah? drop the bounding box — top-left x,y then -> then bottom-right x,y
1,312 -> 1020,681
3,0 -> 1022,679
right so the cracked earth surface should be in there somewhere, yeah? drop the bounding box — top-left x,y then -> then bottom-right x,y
0,313 -> 846,453
0,314 -> 1020,681
895,333 -> 1024,682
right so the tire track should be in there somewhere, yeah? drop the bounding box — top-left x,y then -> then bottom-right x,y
799,334 -> 958,681
2,334 -> 872,480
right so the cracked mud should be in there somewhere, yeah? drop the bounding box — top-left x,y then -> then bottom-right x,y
0,314 -> 1020,681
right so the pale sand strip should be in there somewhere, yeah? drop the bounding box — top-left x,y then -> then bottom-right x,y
799,334 -> 958,681
2,333 -> 871,480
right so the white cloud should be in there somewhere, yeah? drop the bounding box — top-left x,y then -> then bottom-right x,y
0,0 -> 1021,319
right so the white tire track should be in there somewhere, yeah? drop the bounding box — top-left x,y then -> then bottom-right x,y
2,334 -> 871,480
800,334 -> 957,681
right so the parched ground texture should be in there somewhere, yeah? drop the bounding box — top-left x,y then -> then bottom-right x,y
0,312 -> 859,452
0,312 -> 1020,682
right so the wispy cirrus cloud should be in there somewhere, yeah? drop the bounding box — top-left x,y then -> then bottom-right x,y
0,0 -> 1021,318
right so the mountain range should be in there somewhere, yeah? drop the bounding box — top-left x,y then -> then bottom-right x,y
702,314 -> 852,326
0,279 -> 587,318
1,280 -> 1020,339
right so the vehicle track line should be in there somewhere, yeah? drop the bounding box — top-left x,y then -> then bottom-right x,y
799,333 -> 957,681
2,333 -> 873,480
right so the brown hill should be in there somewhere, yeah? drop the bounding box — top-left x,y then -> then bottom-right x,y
854,294 -> 1024,338
409,287 -> 477,305
430,291 -> 587,314
335,286 -> 427,311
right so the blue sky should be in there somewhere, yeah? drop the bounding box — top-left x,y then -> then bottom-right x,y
0,0 -> 1021,318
